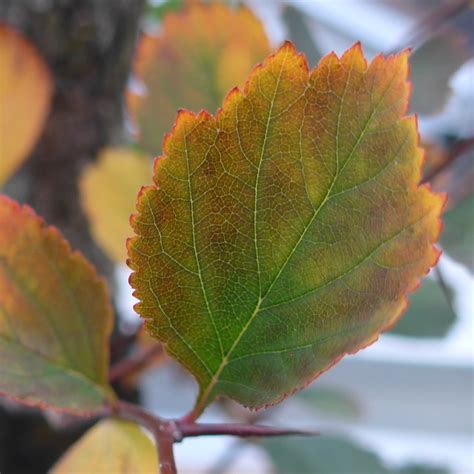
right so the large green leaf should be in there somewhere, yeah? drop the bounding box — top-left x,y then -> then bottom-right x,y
80,147 -> 152,262
296,387 -> 360,419
145,0 -> 183,22
128,43 -> 443,414
0,196 -> 114,413
410,32 -> 470,115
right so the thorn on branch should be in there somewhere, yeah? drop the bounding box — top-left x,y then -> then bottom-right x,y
176,421 -> 318,439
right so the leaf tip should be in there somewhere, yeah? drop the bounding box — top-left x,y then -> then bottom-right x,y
341,41 -> 367,68
162,108 -> 199,154
280,39 -> 297,53
197,109 -> 214,121
220,86 -> 243,114
350,40 -> 363,53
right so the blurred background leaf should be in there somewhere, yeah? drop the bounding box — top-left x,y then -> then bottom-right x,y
263,436 -> 448,474
145,0 -> 183,21
80,147 -> 152,262
51,419 -> 158,474
441,194 -> 474,271
296,387 -> 360,420
410,31 -> 471,115
0,24 -> 52,186
389,277 -> 456,338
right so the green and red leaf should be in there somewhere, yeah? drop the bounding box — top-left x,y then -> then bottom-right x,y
0,24 -> 52,185
0,197 -> 114,413
128,43 -> 444,415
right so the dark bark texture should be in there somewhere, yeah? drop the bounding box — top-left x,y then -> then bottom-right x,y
0,1 -> 144,472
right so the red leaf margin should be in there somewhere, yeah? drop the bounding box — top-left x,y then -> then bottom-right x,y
126,41 -> 446,413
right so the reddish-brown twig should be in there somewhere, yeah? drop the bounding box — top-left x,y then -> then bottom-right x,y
112,400 -> 177,474
110,400 -> 318,474
176,421 -> 317,439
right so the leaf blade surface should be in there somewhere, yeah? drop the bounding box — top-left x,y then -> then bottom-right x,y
128,43 -> 443,412
0,197 -> 114,413
80,147 -> 152,262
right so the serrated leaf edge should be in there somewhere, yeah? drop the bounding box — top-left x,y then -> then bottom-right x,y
127,42 -> 445,413
0,195 -> 116,414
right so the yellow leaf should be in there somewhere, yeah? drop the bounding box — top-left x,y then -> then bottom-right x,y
80,147 -> 152,262
0,24 -> 52,185
0,197 -> 115,413
51,419 -> 158,474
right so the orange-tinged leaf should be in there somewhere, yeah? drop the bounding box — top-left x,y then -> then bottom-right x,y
51,418 -> 158,474
0,196 -> 114,413
80,147 -> 152,262
0,24 -> 52,185
128,2 -> 270,154
128,43 -> 444,414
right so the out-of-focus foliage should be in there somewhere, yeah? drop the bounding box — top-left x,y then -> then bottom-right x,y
51,419 -> 158,473
145,0 -> 184,21
0,24 -> 52,186
0,196 -> 114,413
263,436 -> 447,474
390,277 -> 456,338
296,387 -> 360,419
80,147 -> 152,262
128,2 -> 270,154
442,194 -> 474,271
128,42 -> 443,414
